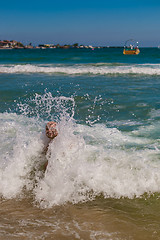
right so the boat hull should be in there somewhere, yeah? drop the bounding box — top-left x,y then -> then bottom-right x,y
123,49 -> 140,55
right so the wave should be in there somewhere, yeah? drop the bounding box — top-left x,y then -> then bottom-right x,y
1,93 -> 160,207
0,63 -> 160,75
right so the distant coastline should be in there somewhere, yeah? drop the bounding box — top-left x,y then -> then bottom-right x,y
0,40 -> 123,50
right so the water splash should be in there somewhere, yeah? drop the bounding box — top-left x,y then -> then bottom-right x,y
1,92 -> 160,207
17,91 -> 75,122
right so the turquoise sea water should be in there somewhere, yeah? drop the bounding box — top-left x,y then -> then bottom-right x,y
0,48 -> 160,239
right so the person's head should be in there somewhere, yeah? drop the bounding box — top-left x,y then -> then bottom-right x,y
46,121 -> 58,139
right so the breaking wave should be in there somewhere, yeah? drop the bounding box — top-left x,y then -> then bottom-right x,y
1,92 -> 160,207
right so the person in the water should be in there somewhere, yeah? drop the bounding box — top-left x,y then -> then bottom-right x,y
46,121 -> 58,139
43,121 -> 58,169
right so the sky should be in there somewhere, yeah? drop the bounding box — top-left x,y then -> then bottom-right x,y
0,0 -> 160,47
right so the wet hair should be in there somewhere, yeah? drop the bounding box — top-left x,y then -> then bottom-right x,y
46,121 -> 58,139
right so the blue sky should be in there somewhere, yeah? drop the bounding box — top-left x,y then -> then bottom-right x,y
1,0 -> 160,47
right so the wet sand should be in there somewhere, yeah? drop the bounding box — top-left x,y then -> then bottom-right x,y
1,195 -> 160,240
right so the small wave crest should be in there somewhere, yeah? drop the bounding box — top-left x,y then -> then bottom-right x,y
1,63 -> 160,75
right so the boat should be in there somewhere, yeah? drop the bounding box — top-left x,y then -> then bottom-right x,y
123,39 -> 140,55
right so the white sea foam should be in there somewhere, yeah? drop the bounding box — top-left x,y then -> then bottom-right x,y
34,121 -> 160,207
1,94 -> 160,207
0,63 -> 160,75
0,113 -> 44,198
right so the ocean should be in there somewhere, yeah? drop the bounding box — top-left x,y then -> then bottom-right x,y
0,47 -> 160,240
